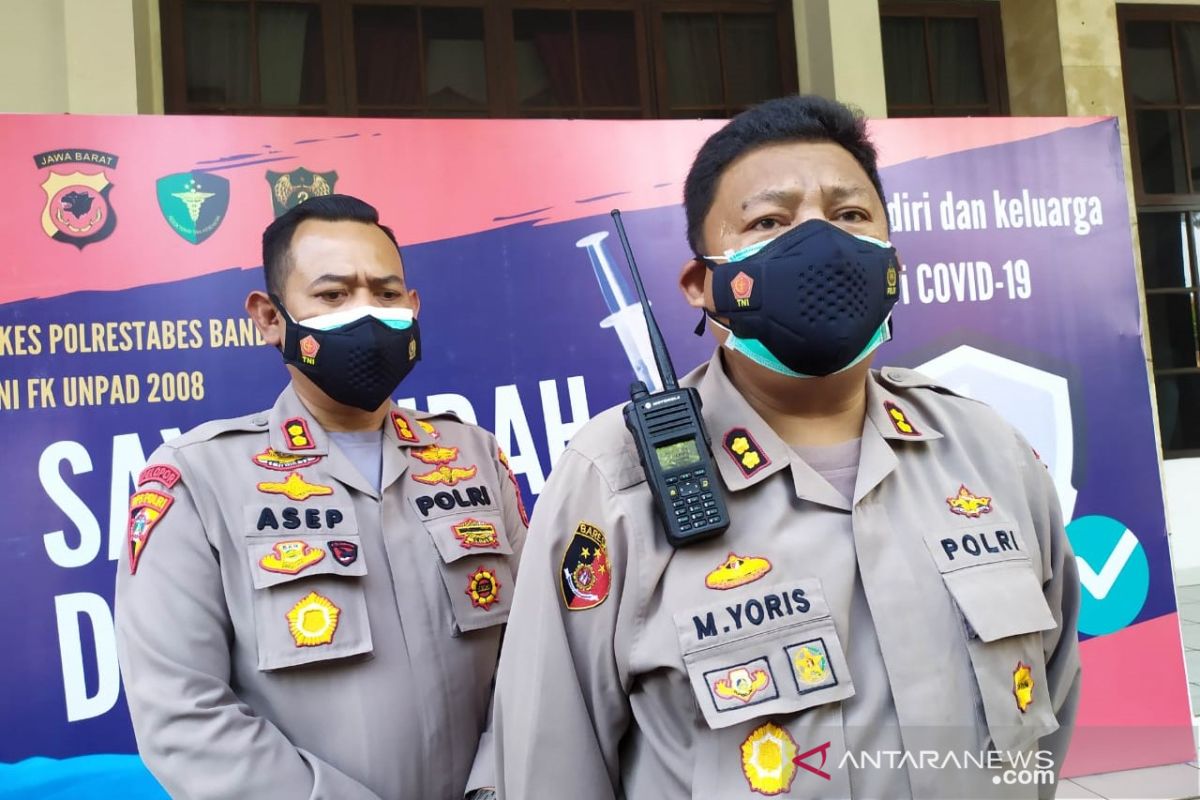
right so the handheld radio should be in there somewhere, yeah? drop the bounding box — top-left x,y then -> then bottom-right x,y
610,210 -> 729,547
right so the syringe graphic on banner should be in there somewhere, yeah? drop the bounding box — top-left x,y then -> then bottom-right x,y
576,231 -> 663,392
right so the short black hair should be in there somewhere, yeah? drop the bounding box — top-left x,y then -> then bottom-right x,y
261,193 -> 399,295
683,95 -> 885,255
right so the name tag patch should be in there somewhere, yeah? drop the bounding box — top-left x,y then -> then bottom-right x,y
692,585 -> 812,643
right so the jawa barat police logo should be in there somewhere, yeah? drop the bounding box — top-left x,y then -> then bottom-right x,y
946,485 -> 993,518
713,666 -> 771,704
252,447 -> 323,471
560,521 -> 611,611
257,472 -> 334,502
883,401 -> 921,436
452,518 -> 499,549
155,171 -> 229,244
741,722 -> 799,796
328,540 -> 359,566
137,463 -> 181,490
731,271 -> 754,307
34,149 -> 119,250
723,428 -> 770,478
283,417 -> 316,450
127,489 -> 174,574
466,566 -> 501,609
259,540 -> 325,575
267,168 -> 337,218
705,552 -> 773,590
1013,661 -> 1034,713
287,591 -> 340,646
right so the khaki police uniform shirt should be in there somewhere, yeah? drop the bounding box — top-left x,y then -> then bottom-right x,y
115,385 -> 528,800
494,351 -> 1081,800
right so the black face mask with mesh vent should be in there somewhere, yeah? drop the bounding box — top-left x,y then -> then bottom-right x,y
707,219 -> 900,377
272,295 -> 422,412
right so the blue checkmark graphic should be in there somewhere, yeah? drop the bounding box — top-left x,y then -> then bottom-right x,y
1066,514 -> 1149,636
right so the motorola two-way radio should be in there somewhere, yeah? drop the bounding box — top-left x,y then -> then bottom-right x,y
610,210 -> 729,547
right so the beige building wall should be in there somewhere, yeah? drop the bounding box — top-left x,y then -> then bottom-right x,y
0,0 -> 162,114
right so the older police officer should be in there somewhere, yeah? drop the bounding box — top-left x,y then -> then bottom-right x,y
116,195 -> 523,800
494,96 -> 1080,799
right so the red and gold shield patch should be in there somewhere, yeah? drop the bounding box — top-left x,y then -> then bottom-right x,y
127,489 -> 175,574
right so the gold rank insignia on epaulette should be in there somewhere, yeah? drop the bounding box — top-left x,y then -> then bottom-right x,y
392,411 -> 419,442
722,428 -> 770,478
883,401 -> 920,436
283,417 -> 316,450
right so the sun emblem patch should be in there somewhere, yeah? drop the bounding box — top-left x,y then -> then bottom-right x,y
392,412 -> 419,443
127,489 -> 174,575
785,639 -> 837,692
705,552 -> 772,590
251,447 -> 323,471
283,417 -> 316,450
137,464 -> 181,490
723,428 -> 770,478
466,566 -> 501,609
883,401 -> 920,436
413,445 -> 459,465
741,722 -> 798,796
286,591 -> 340,646
452,518 -> 500,549
560,521 -> 612,611
1013,662 -> 1034,713
412,465 -> 478,486
256,472 -> 334,502
947,485 -> 993,518
259,540 -> 325,575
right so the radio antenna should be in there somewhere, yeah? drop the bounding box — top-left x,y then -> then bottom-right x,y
610,209 -> 678,392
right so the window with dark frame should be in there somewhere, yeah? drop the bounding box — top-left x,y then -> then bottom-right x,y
879,0 -> 1008,118
1119,4 -> 1200,458
160,0 -> 797,119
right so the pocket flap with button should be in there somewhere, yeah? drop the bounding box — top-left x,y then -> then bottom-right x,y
421,511 -> 513,564
673,579 -> 855,730
943,564 -> 1056,642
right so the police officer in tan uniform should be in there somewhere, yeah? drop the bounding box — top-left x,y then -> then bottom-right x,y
116,195 -> 525,800
494,96 -> 1080,799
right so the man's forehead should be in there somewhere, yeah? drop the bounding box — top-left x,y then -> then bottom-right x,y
719,141 -> 875,203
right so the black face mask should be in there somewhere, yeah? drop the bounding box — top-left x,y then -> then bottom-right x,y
706,219 -> 900,377
272,295 -> 421,411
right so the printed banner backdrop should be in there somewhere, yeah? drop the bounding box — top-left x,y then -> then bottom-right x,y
0,114 -> 1192,796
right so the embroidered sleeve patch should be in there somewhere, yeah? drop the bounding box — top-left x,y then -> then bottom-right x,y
452,518 -> 500,549
283,417 -> 316,450
256,472 -> 334,501
252,447 -> 322,471
128,490 -> 175,574
784,638 -> 838,694
723,428 -> 770,478
741,722 -> 798,796
560,521 -> 611,611
259,540 -> 325,575
137,464 -> 181,490
467,566 -> 501,609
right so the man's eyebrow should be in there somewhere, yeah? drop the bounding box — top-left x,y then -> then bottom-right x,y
368,275 -> 404,286
307,273 -> 353,288
741,188 -> 801,211
826,185 -> 873,203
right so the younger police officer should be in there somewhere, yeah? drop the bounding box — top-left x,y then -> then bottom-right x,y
494,97 -> 1080,799
116,195 -> 524,800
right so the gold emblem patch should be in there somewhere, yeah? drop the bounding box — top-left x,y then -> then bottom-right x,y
413,464 -> 478,486
713,667 -> 771,704
883,401 -> 920,436
466,566 -> 501,609
723,428 -> 770,477
283,417 -> 315,450
413,445 -> 459,465
793,645 -> 829,685
392,412 -> 419,442
947,485 -> 993,518
1013,662 -> 1034,712
705,552 -> 773,590
259,540 -> 325,575
287,591 -> 340,646
452,518 -> 499,549
256,472 -> 334,502
251,447 -> 322,472
741,722 -> 798,796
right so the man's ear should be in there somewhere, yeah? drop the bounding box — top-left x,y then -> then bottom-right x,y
679,257 -> 710,310
246,290 -> 284,347
406,288 -> 421,318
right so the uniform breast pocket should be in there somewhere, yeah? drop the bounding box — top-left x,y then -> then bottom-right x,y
925,524 -> 1060,755
421,510 -> 514,634
246,534 -> 373,671
673,578 -> 856,731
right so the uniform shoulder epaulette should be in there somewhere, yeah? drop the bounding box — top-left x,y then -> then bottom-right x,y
563,405 -> 646,491
165,411 -> 269,450
412,407 -> 463,425
878,367 -> 985,405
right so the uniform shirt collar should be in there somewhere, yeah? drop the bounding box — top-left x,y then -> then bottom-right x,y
268,384 -> 437,456
865,368 -> 944,442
